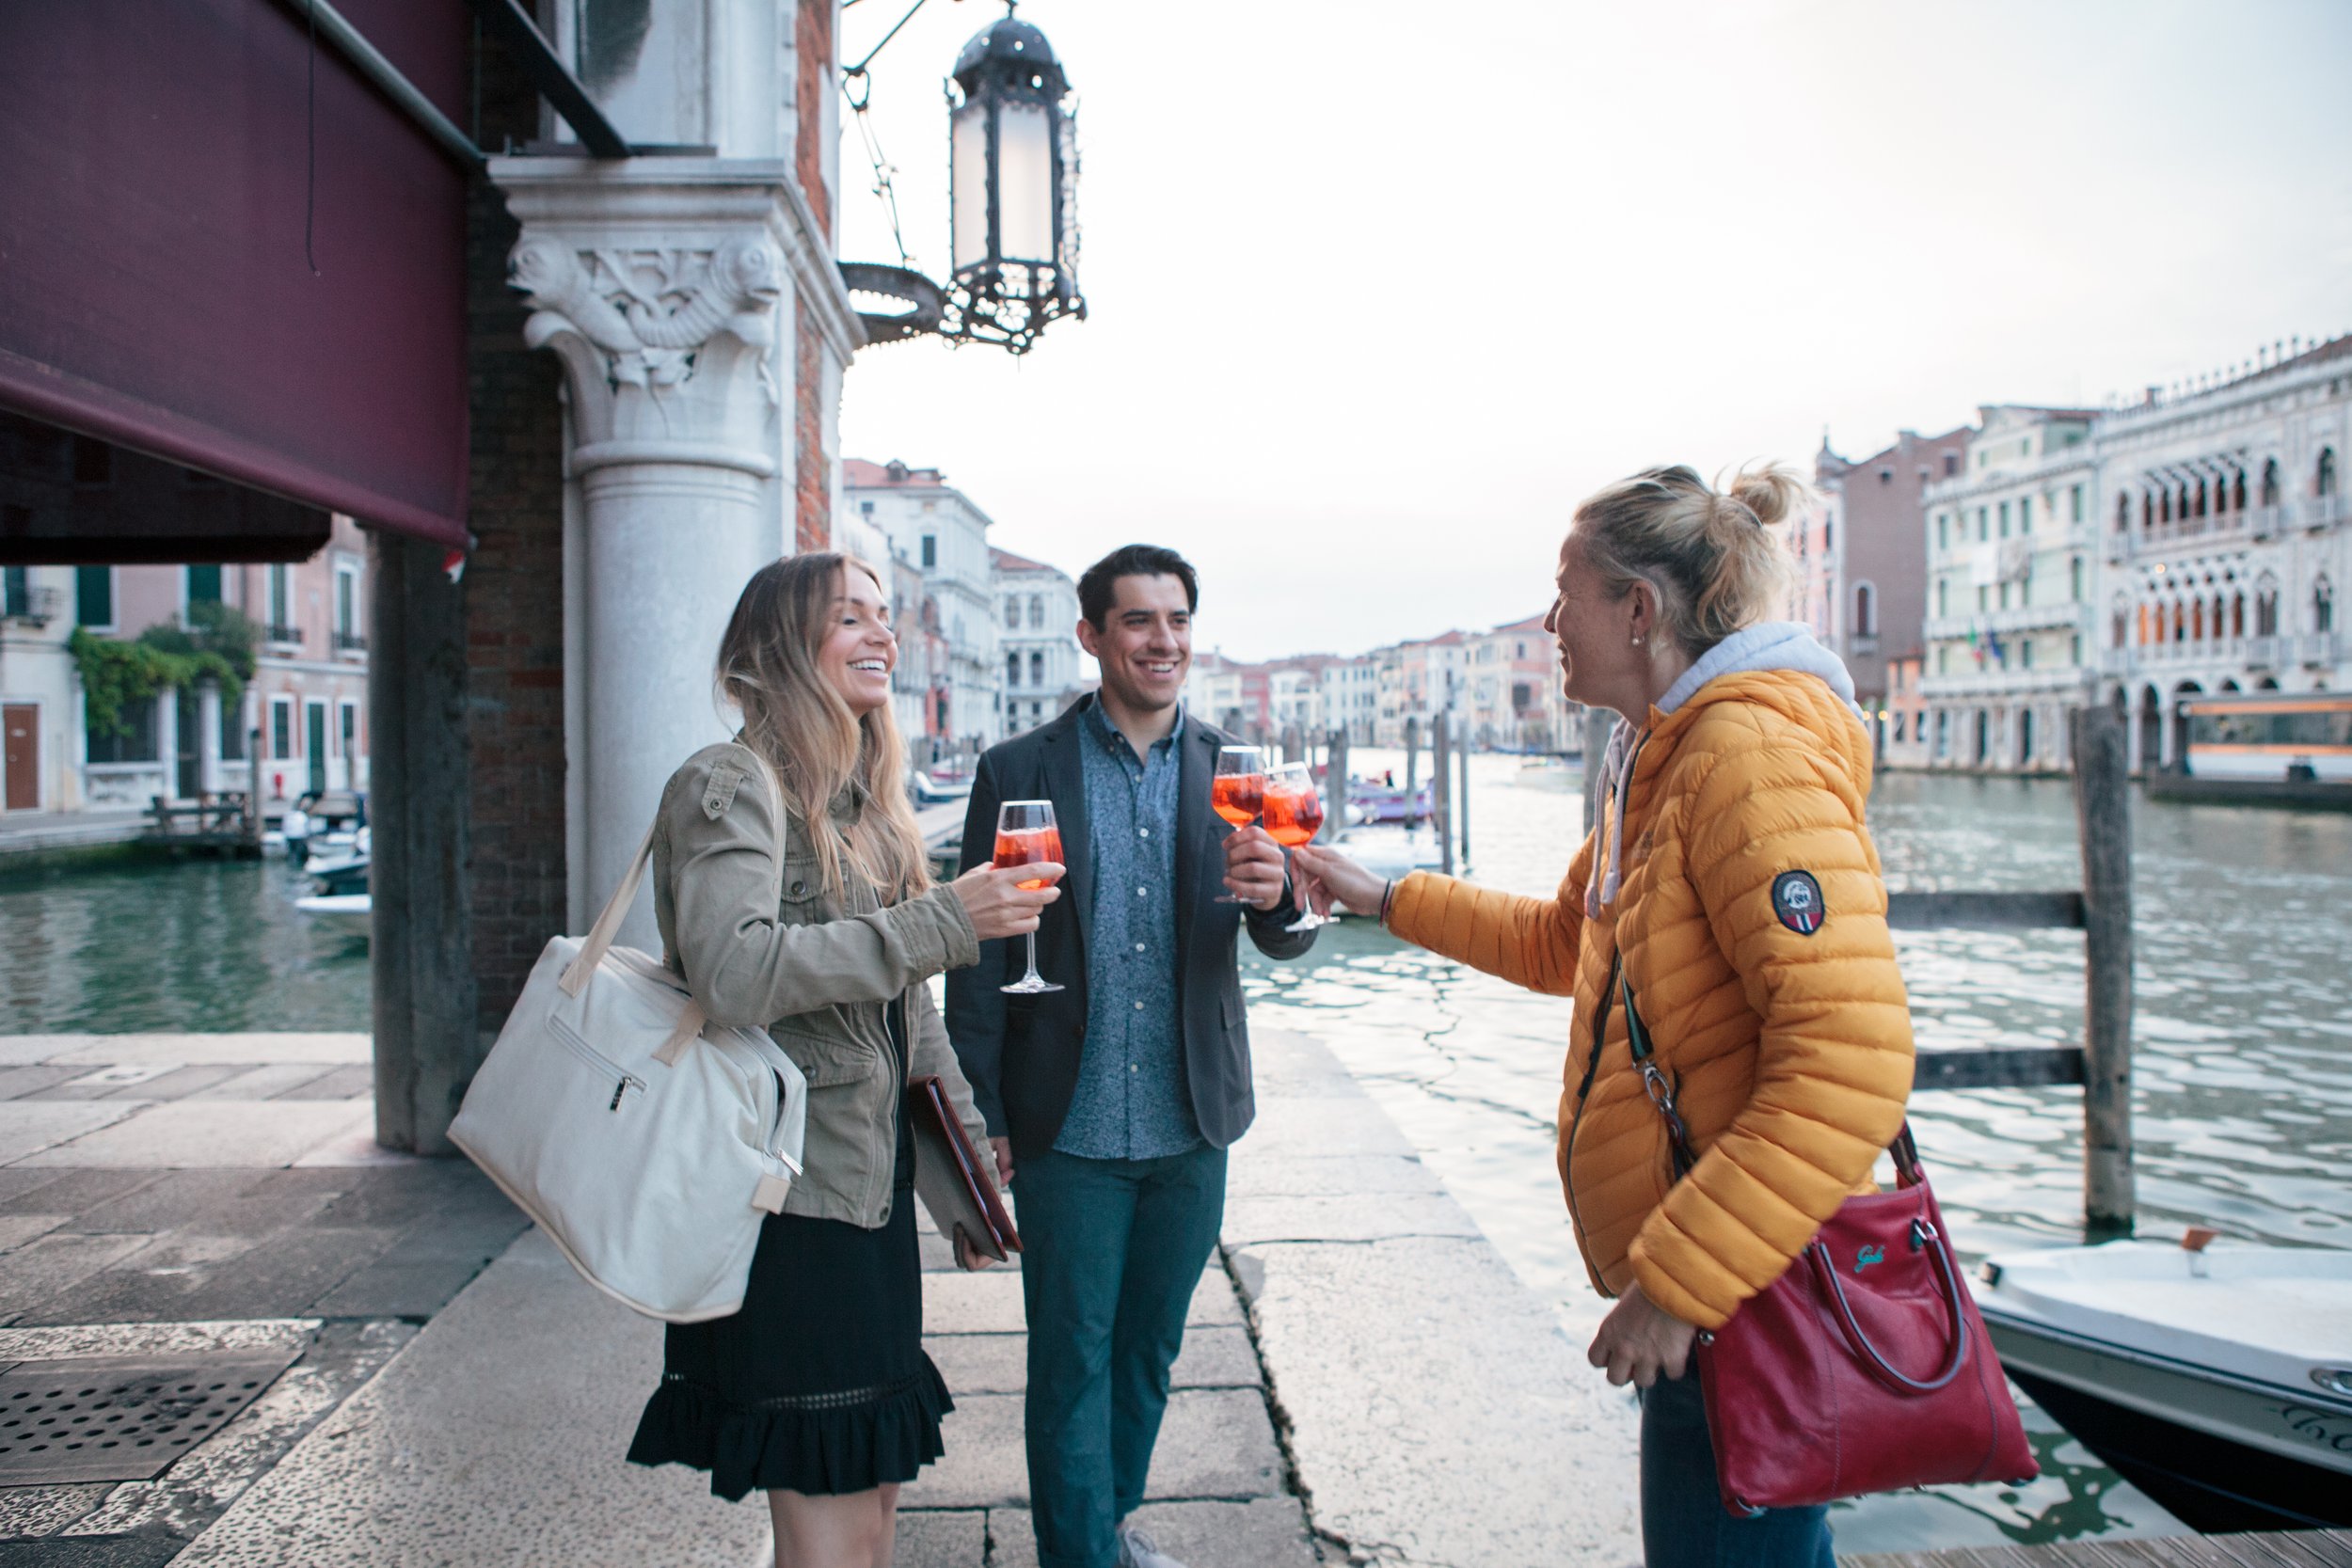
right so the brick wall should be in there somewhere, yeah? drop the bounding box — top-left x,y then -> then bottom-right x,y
791,0 -> 837,557
465,40 -> 568,1036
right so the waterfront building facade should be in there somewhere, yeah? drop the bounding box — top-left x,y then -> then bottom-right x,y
2092,336 -> 2350,771
0,515 -> 371,814
1465,613 -> 1576,751
1319,654 -> 1380,744
991,546 -> 1085,736
1809,430 -> 1970,753
1921,406 -> 2101,772
1883,653 -> 1930,769
845,459 -> 1001,752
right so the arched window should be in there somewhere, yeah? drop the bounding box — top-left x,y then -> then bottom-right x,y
2317,576 -> 2336,634
2112,610 -> 2128,649
2194,480 -> 2208,517
2232,592 -> 2246,638
2171,602 -> 2187,642
2261,458 -> 2280,507
1029,649 -> 1045,688
2159,489 -> 2172,524
2140,492 -> 2154,531
1852,581 -> 1876,638
2231,470 -> 2247,512
1006,651 -> 1021,688
2137,603 -> 2150,645
2256,579 -> 2280,637
2212,595 -> 2227,640
2191,600 -> 2205,641
2320,448 -> 2340,498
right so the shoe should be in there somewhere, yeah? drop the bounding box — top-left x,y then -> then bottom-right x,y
1116,1522 -> 1187,1568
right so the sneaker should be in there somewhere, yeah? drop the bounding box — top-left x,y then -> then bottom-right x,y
1116,1522 -> 1186,1568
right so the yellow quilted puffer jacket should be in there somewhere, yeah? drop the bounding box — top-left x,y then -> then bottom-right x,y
1389,656 -> 1914,1331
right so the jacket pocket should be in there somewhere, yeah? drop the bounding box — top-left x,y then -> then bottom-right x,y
768,1016 -> 878,1089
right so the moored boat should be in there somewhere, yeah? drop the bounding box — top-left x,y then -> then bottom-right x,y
294,892 -> 371,939
1973,1237 -> 2352,1532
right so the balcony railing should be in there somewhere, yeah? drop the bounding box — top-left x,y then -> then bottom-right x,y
1,584 -> 63,626
263,623 -> 303,646
2302,631 -> 2342,667
2246,636 -> 2280,668
2307,493 -> 2347,531
1923,603 -> 2088,641
332,631 -> 368,656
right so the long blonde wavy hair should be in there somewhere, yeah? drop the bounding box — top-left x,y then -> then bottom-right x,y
716,553 -> 930,905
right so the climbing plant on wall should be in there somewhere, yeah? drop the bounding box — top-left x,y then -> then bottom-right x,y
70,602 -> 261,739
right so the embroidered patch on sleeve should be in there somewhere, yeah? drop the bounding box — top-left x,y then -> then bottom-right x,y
1771,870 -> 1825,935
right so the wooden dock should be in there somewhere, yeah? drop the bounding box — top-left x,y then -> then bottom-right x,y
1850,1527 -> 2352,1565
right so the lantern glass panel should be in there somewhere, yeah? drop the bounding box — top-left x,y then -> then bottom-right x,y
996,102 -> 1056,264
950,99 -> 991,272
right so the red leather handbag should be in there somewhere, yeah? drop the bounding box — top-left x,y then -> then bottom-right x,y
1618,975 -> 2039,1515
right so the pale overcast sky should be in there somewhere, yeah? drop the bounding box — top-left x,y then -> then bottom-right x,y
835,0 -> 2352,663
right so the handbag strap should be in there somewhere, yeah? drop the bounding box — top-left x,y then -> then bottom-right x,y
560,741 -> 791,1001
1620,970 -> 1925,1186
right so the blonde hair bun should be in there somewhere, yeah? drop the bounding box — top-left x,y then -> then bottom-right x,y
1724,461 -> 1807,531
1569,461 -> 1810,657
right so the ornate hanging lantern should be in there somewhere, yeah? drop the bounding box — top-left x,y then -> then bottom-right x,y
942,12 -> 1083,353
837,5 -> 1085,356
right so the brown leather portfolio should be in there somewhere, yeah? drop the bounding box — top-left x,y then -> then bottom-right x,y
909,1075 -> 1021,1261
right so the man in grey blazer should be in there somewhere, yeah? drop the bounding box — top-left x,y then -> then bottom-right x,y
945,544 -> 1316,1568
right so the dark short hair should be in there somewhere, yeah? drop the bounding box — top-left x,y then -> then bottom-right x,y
1076,544 -> 1200,628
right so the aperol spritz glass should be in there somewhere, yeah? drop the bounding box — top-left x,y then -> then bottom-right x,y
994,800 -> 1065,994
1263,761 -> 1326,931
1211,747 -> 1264,904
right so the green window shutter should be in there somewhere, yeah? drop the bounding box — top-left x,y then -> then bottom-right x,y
75,565 -> 112,626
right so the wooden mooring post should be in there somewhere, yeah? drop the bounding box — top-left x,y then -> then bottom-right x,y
1581,705 -> 1614,836
1321,727 -> 1348,845
1455,718 -> 1470,866
1403,716 -> 1421,823
2073,705 -> 2136,1235
1886,705 -> 2136,1237
1432,712 -> 1454,875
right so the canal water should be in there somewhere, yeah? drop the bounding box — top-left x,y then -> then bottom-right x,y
3,759 -> 2346,1550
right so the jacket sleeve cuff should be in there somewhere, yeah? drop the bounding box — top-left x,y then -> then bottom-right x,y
903,883 -> 979,974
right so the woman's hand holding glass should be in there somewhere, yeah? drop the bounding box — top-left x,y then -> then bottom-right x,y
949,859 -> 1063,942
1287,843 -> 1388,920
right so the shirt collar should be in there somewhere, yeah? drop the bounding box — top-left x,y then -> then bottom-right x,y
1084,696 -> 1185,758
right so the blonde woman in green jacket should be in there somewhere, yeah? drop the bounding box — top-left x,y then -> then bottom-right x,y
628,552 -> 1059,1568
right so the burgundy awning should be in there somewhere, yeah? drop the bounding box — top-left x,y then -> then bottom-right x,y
0,0 -> 471,548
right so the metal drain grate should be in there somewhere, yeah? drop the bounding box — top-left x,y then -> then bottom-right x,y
0,1349 -> 302,1484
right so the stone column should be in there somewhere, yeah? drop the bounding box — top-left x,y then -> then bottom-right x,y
492,163 -> 863,942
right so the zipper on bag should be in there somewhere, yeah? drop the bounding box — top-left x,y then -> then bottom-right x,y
548,1012 -> 645,1112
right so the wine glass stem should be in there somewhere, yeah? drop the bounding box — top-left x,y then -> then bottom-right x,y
1023,929 -> 1042,984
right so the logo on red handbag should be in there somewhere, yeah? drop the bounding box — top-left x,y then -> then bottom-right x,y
1853,1244 -> 1885,1272
1772,870 -> 1825,935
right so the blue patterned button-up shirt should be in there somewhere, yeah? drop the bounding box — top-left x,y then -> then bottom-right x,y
1054,700 -> 1200,1161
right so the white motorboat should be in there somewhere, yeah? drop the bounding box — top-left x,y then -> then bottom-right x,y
1973,1237 -> 2352,1531
294,892 -> 371,939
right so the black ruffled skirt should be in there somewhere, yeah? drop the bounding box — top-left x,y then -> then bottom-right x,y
627,1193 -> 950,1500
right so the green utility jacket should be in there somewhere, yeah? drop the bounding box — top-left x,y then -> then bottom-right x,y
653,741 -> 993,1230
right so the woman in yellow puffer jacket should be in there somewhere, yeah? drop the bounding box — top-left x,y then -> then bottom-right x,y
1297,462 -> 1913,1568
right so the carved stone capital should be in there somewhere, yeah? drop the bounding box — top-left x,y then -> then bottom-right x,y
510,234 -> 782,475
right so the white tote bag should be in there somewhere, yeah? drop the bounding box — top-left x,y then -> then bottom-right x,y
449,788 -> 808,1323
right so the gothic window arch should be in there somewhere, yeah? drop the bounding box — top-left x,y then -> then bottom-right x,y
2194,479 -> 2208,517
2317,575 -> 2336,634
2261,458 -> 2280,507
2255,573 -> 2280,637
2191,600 -> 2205,641
2137,603 -> 2151,645
2231,469 -> 2247,512
2232,592 -> 2246,638
1852,580 -> 1877,638
2320,447 -> 2340,498
2114,495 -> 2130,532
